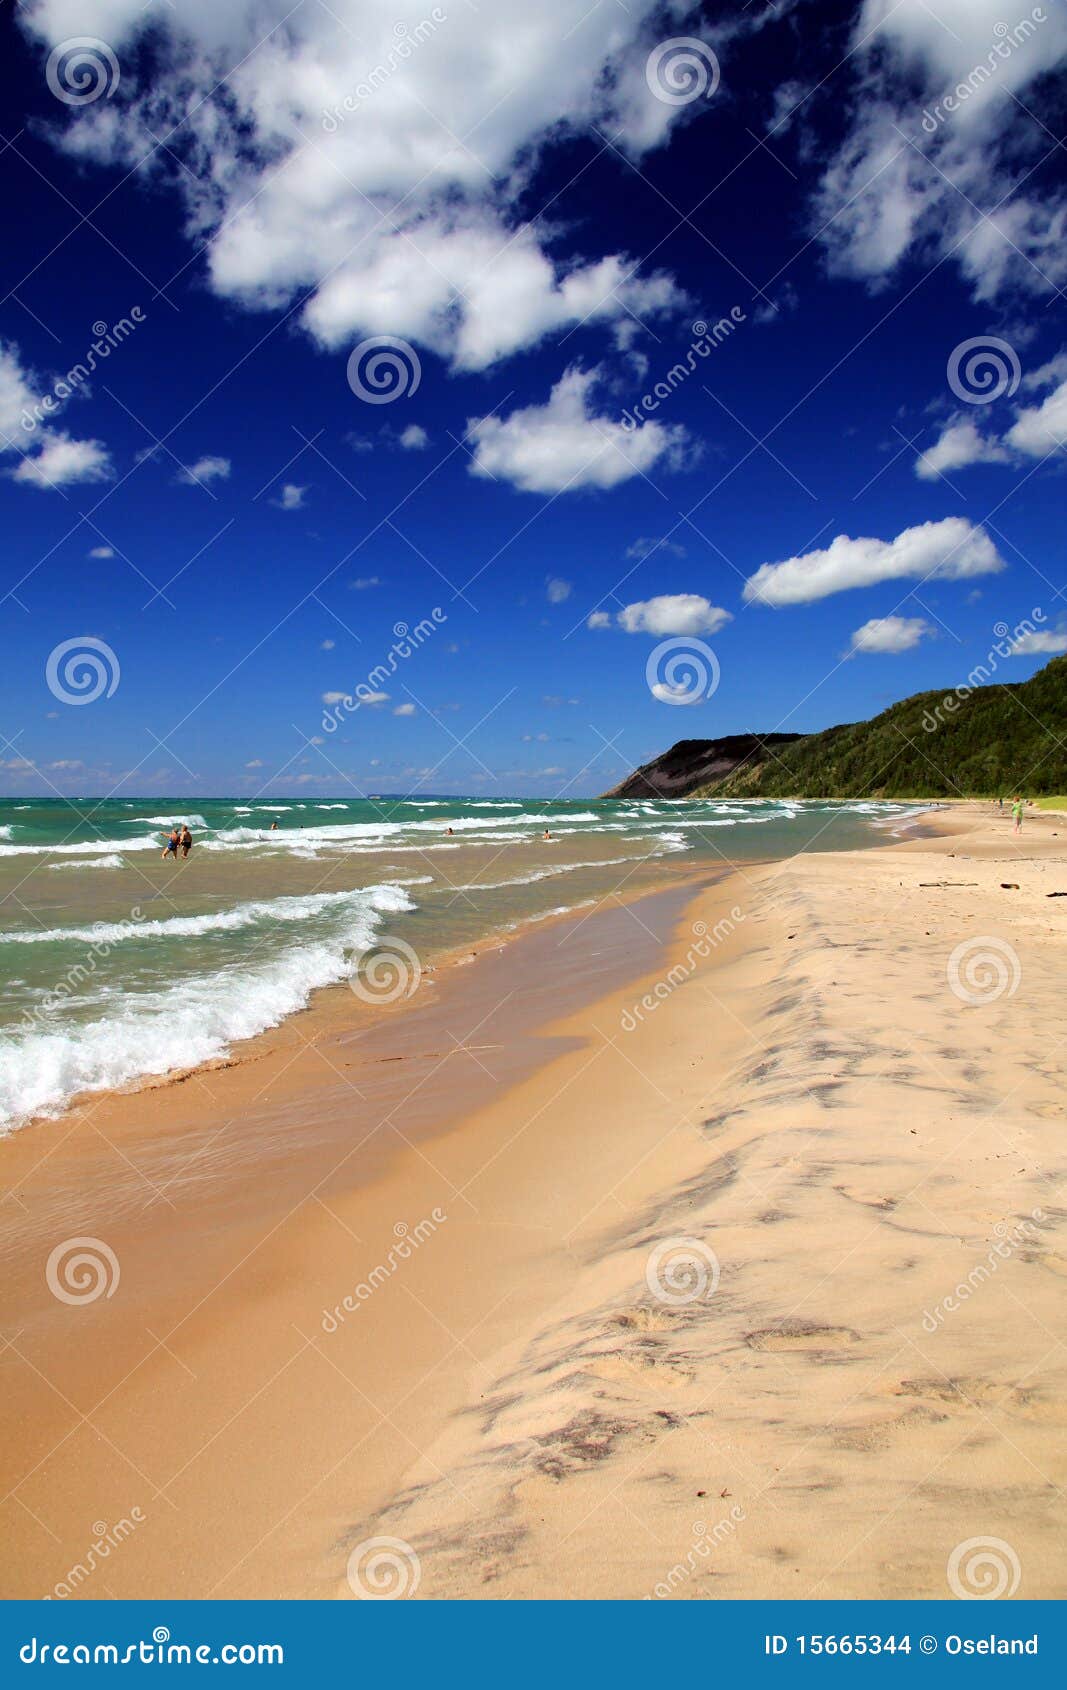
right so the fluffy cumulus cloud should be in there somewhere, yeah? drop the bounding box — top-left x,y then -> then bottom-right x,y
614,594 -> 731,635
272,481 -> 307,509
15,1 -> 745,371
1010,626 -> 1067,656
7,430 -> 112,489
1006,372 -> 1067,456
744,517 -> 1004,606
813,0 -> 1067,299
467,366 -> 690,493
915,414 -> 1011,479
1,341 -> 113,488
916,354 -> 1067,475
176,454 -> 231,486
545,576 -> 572,604
849,614 -> 931,654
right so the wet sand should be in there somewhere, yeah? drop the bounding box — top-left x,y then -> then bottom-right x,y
2,805 -> 1065,1599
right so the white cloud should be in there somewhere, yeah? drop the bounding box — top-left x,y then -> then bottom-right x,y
393,702 -> 416,716
744,517 -> 1004,606
320,638 -> 335,650
849,614 -> 932,654
913,361 -> 1067,470
1021,351 -> 1067,392
1005,376 -> 1067,456
587,610 -> 613,630
467,366 -> 689,493
616,594 -> 732,636
915,414 -> 1010,479
176,454 -> 231,486
273,481 -> 307,509
322,688 -> 388,706
0,341 -> 39,438
813,0 -> 1067,300
18,2 -> 720,373
2,341 -> 115,489
7,431 -> 113,489
546,576 -> 572,604
398,424 -> 428,450
245,758 -> 264,768
88,544 -> 115,558
1009,627 -> 1067,656
351,576 -> 380,590
625,535 -> 687,561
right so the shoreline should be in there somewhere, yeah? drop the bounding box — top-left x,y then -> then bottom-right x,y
2,801 -> 945,1143
4,800 -> 1063,1598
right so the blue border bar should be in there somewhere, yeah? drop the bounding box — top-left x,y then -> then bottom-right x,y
2,1601 -> 1062,1682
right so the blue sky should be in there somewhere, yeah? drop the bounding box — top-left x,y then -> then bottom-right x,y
2,0 -> 1066,798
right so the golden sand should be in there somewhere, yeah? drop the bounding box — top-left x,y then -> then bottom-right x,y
2,805 -> 1064,1599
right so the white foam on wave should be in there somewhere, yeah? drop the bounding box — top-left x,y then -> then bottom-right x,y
0,883 -> 415,1133
0,834 -> 159,858
452,844 -> 684,893
0,825 -> 13,840
203,811 -> 598,849
1,885 -> 408,948
48,854 -> 125,871
132,813 -> 210,828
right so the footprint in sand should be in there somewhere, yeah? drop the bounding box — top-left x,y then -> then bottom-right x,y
898,1376 -> 1067,1423
834,1183 -> 898,1211
746,1322 -> 860,1354
1024,1249 -> 1067,1279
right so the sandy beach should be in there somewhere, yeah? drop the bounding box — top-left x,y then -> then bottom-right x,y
2,803 -> 1065,1600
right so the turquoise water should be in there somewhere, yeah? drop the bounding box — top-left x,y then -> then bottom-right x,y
0,794 -> 925,1132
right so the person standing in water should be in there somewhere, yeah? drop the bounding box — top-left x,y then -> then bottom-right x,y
161,825 -> 179,860
180,824 -> 193,859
